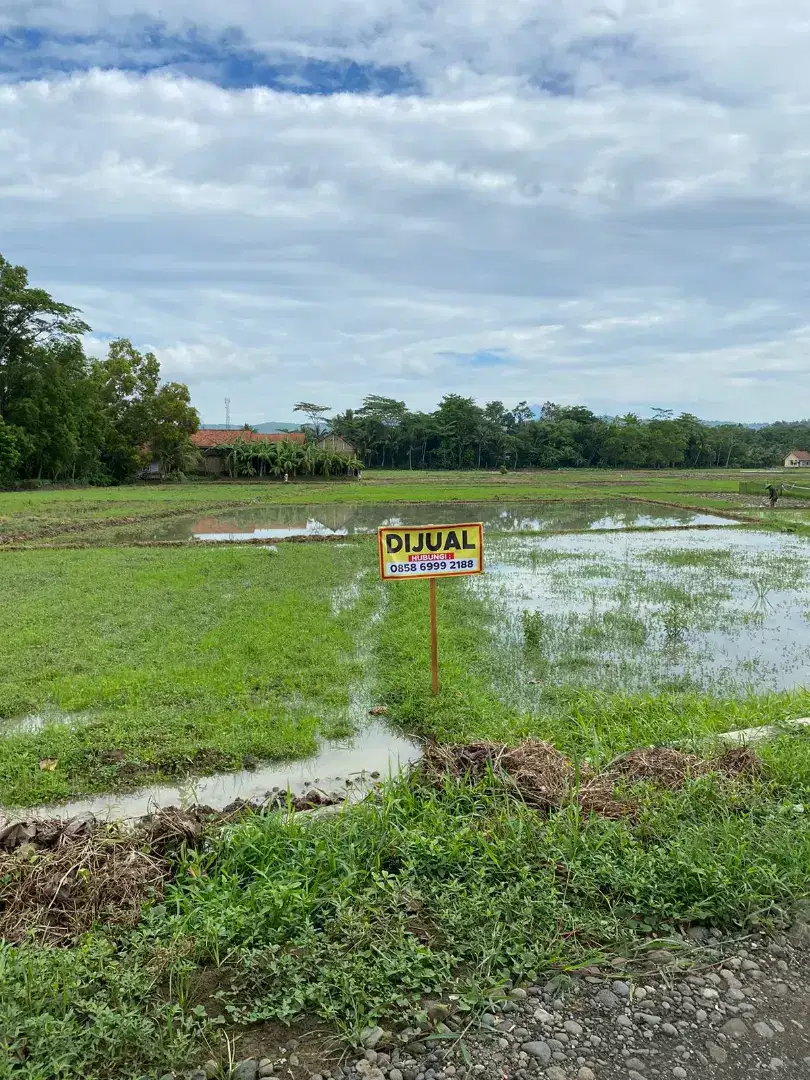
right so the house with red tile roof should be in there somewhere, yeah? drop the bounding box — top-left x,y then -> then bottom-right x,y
191,428 -> 306,475
785,449 -> 810,467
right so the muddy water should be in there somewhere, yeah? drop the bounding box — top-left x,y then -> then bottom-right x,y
130,501 -> 735,542
0,709 -> 98,736
13,722 -> 418,822
481,528 -> 810,694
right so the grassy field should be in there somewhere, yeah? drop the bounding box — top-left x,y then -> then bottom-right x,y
0,544 -> 384,806
3,467 -> 810,544
4,470 -> 810,1079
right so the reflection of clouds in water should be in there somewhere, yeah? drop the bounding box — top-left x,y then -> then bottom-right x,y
147,500 -> 739,543
483,529 -> 810,694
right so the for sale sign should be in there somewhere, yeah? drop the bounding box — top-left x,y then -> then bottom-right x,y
377,522 -> 484,580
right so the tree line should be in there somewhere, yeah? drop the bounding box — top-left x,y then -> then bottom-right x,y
308,396 -> 809,471
0,254 -> 198,486
3,252 -> 809,487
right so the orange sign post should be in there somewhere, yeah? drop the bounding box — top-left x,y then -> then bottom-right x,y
377,522 -> 484,694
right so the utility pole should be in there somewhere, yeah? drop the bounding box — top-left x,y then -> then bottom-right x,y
225,397 -> 231,430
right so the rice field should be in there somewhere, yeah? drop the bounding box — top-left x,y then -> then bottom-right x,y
5,474 -> 810,1080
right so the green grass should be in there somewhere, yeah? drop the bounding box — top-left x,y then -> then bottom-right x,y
0,467 -> 793,543
372,560 -> 810,758
7,471 -> 810,1079
6,757 -> 810,1079
0,544 -> 381,805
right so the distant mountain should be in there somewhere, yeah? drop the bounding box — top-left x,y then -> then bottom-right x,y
702,421 -> 770,429
200,422 -> 300,433
254,421 -> 301,433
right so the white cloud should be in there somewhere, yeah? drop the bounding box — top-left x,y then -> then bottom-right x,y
2,2 -> 810,420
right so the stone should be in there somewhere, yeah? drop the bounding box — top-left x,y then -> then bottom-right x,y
361,1027 -> 385,1050
405,1043 -> 427,1057
545,1069 -> 567,1080
564,1021 -> 583,1037
740,959 -> 759,972
672,1070 -> 687,1079
775,983 -> 790,997
521,1042 -> 552,1064
259,1068 -> 274,1080
770,1061 -> 784,1072
577,1070 -> 595,1080
701,988 -> 719,1000
726,988 -> 745,1002
616,1015 -> 633,1029
232,1063 -> 259,1080
625,1060 -> 646,1073
481,1014 -> 497,1029
695,1010 -> 707,1023
660,1024 -> 678,1037
706,1044 -> 727,1065
721,1018 -> 748,1039
204,1063 -> 220,1079
596,990 -> 620,1010
534,1008 -> 554,1024
189,1073 -> 208,1080
754,1022 -> 774,1039
686,926 -> 708,943
365,1051 -> 379,1064
611,981 -> 630,999
645,950 -> 675,965
427,1003 -> 450,1023
628,1073 -> 646,1080
636,1014 -> 661,1027
633,987 -> 647,1001
771,1019 -> 786,1034
510,988 -> 528,1001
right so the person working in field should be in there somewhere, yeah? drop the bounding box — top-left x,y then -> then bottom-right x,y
767,483 -> 779,508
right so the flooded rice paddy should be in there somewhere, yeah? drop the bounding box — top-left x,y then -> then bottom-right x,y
132,500 -> 734,542
480,527 -> 810,696
9,504 -> 807,822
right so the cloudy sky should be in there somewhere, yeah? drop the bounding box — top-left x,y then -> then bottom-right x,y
2,2 -> 810,424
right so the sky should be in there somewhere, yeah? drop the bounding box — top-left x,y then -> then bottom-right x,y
2,3 -> 810,424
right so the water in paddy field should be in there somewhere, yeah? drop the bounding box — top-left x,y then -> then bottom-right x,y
480,528 -> 810,695
133,500 -> 735,542
7,722 -> 419,822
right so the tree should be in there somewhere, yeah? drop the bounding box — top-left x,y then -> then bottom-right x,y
149,382 -> 200,476
434,394 -> 483,469
0,254 -> 90,421
0,417 -> 20,485
293,402 -> 331,441
355,395 -> 408,468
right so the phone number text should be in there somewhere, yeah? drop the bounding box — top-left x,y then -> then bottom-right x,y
386,559 -> 477,574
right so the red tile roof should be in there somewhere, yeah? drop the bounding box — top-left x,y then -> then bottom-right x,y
787,449 -> 810,461
191,430 -> 305,449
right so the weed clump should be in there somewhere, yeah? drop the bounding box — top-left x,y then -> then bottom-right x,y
420,738 -> 764,818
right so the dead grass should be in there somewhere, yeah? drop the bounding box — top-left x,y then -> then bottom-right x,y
0,810 -> 207,945
420,739 -> 764,818
1,832 -> 165,944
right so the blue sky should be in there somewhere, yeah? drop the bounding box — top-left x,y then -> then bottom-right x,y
2,1 -> 810,423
